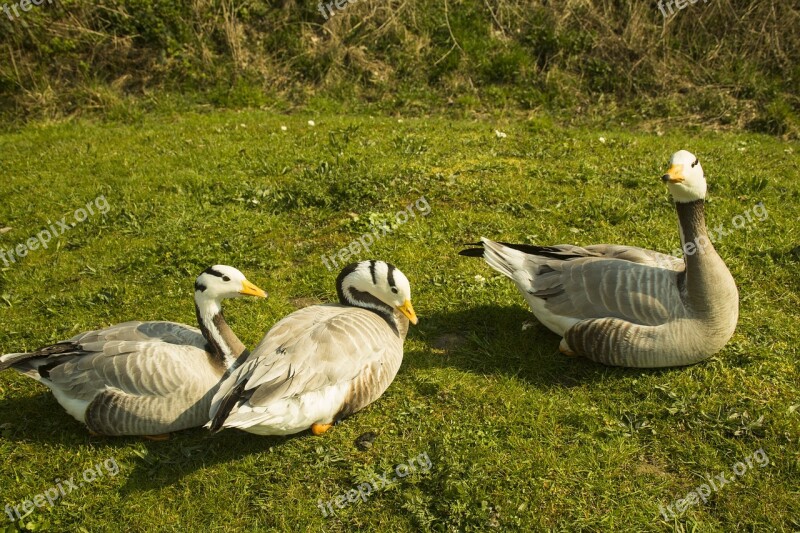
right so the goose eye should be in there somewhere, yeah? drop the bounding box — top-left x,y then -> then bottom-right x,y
222,276 -> 231,282
691,159 -> 698,168
390,287 -> 399,294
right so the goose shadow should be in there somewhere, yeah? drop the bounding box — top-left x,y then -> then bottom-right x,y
404,304 -> 670,388
0,389 -> 298,492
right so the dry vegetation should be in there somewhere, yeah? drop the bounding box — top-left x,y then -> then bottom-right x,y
0,0 -> 798,134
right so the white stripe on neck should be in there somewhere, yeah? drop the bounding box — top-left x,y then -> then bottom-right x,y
197,299 -> 238,369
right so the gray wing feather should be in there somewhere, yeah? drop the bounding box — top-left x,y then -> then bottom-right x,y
9,321 -> 221,435
533,258 -> 687,326
211,305 -> 403,423
47,341 -> 222,435
582,244 -> 685,271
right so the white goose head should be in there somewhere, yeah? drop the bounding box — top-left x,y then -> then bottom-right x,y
194,265 -> 267,304
194,265 -> 267,368
336,260 -> 418,326
661,150 -> 707,203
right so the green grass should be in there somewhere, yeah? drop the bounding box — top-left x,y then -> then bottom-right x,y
0,111 -> 798,531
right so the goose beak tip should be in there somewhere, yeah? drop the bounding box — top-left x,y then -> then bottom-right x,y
397,300 -> 418,325
240,280 -> 268,299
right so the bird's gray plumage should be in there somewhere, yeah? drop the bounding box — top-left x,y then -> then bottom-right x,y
209,261 -> 414,435
0,265 -> 265,436
462,194 -> 739,367
1,321 -> 227,435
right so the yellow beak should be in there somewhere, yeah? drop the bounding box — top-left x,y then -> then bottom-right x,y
396,299 -> 418,325
239,280 -> 268,298
662,164 -> 685,184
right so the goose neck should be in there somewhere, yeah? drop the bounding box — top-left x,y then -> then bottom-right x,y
195,300 -> 245,371
338,284 -> 400,336
674,199 -> 734,314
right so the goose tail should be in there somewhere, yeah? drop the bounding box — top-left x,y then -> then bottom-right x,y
0,352 -> 29,371
0,342 -> 83,373
463,237 -> 530,281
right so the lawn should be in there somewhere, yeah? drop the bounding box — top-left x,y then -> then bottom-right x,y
0,111 -> 798,531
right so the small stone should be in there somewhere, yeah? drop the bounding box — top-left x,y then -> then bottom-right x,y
355,431 -> 378,451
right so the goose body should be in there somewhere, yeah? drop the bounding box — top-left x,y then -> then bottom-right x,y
209,260 -> 417,436
0,266 -> 266,436
461,151 -> 739,368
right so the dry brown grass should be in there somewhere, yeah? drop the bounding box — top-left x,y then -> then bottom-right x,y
0,0 -> 797,133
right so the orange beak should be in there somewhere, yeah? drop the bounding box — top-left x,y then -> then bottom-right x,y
661,164 -> 685,184
396,299 -> 418,325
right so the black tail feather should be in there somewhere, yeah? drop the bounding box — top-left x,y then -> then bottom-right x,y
460,239 -> 587,261
0,342 -> 83,372
209,379 -> 249,433
458,246 -> 485,257
494,242 -> 586,260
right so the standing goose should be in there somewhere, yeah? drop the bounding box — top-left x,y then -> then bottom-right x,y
460,150 -> 739,368
208,260 -> 418,436
0,266 -> 267,437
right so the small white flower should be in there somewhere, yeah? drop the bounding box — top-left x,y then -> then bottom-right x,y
599,137 -> 606,143
280,125 -> 287,132
397,119 -> 404,123
239,123 -> 247,128
474,274 -> 486,284
308,120 -> 316,127
494,130 -> 507,139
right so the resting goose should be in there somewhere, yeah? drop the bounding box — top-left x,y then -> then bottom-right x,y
0,266 -> 267,437
460,150 -> 739,368
208,260 -> 418,436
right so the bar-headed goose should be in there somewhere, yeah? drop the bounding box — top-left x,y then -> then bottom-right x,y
0,266 -> 267,437
208,260 -> 418,436
460,150 -> 739,368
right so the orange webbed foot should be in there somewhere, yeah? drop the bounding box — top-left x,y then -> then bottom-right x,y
143,433 -> 171,441
311,423 -> 333,436
559,339 -> 577,357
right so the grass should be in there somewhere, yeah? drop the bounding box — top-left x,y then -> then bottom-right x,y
0,111 -> 798,531
2,0 -> 799,137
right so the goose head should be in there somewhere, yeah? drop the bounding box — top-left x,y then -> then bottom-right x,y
336,260 -> 418,325
661,150 -> 707,203
194,265 -> 267,304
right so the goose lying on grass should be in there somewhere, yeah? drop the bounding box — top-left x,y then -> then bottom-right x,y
208,260 -> 417,436
0,266 -> 267,438
460,150 -> 739,368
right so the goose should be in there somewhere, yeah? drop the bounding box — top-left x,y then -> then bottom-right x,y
0,266 -> 267,437
208,260 -> 418,436
460,150 -> 739,368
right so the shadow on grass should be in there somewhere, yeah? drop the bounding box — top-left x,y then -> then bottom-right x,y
0,390 -> 297,493
406,304 -> 657,388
